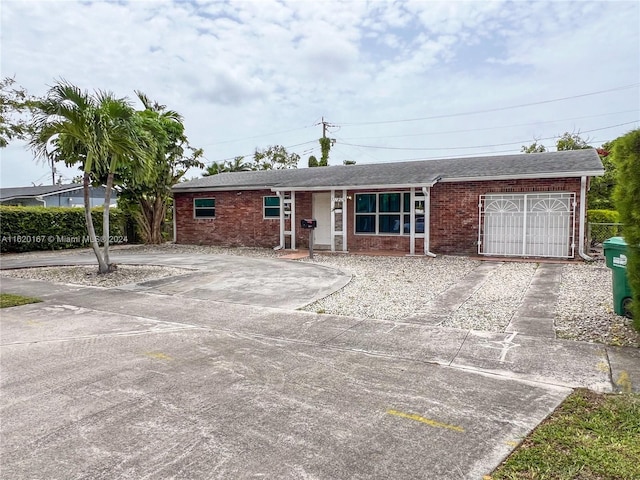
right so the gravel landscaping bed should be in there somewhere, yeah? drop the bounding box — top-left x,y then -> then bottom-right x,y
556,263 -> 639,347
1,264 -> 193,288
298,254 -> 480,320
1,244 -> 638,347
440,262 -> 539,332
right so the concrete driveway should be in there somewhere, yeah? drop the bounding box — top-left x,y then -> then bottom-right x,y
0,250 -> 626,479
0,249 -> 351,309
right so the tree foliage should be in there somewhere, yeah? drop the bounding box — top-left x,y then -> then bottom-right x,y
521,141 -> 546,153
253,145 -> 299,170
115,92 -> 204,244
203,156 -> 250,176
204,146 -> 299,176
589,142 -> 616,210
0,76 -> 37,147
556,131 -> 591,151
611,128 -> 640,326
318,137 -> 331,166
522,132 -> 615,209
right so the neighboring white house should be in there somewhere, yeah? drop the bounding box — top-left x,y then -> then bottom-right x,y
0,184 -> 116,208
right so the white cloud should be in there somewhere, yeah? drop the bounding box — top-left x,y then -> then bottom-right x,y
1,0 -> 638,186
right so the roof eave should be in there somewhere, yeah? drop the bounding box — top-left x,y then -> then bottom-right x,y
440,170 -> 605,182
39,186 -> 84,197
172,185 -> 276,193
274,180 -> 440,192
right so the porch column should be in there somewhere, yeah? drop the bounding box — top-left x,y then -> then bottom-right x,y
290,191 -> 296,250
409,187 -> 416,255
277,191 -> 285,249
330,189 -> 336,252
342,189 -> 348,252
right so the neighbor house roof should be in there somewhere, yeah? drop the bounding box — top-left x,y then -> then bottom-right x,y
173,149 -> 604,193
0,184 -> 84,202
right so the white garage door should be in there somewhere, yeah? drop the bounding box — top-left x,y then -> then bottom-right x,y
479,193 -> 576,258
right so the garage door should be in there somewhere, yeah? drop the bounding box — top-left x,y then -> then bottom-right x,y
479,193 -> 575,258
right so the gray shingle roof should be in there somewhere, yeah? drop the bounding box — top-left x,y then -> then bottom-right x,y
0,184 -> 83,202
173,149 -> 604,192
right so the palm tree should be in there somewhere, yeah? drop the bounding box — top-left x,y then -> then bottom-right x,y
203,161 -> 229,176
30,81 -> 151,273
227,156 -> 250,172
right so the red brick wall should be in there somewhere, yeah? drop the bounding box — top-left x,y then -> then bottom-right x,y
429,177 -> 582,255
175,190 -> 280,247
174,177 -> 585,257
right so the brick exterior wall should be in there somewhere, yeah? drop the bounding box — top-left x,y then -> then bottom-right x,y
174,177 -> 585,257
429,177 -> 583,256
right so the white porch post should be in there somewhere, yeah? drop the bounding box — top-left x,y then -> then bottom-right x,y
276,191 -> 285,249
290,190 -> 296,250
422,186 -> 434,256
410,187 -> 416,255
342,188 -> 348,252
330,189 -> 336,252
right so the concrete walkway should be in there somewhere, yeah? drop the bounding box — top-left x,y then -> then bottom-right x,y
506,263 -> 562,338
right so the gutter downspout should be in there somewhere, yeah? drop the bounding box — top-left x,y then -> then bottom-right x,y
578,175 -> 592,261
274,190 -> 285,251
422,179 -> 440,257
35,195 -> 46,207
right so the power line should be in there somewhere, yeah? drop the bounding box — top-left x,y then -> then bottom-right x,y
198,124 -> 315,148
338,110 -> 639,141
336,83 -> 640,126
204,140 -> 318,166
336,120 -> 638,151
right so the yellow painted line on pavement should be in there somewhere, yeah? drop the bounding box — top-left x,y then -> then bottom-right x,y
386,409 -> 464,432
616,371 -> 632,393
144,351 -> 173,361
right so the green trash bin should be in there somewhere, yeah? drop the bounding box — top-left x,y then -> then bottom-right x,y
603,237 -> 633,318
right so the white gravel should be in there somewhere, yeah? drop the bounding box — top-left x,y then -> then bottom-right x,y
2,244 -> 638,347
440,262 -> 539,332
1,264 -> 193,288
298,255 -> 479,320
556,263 -> 638,347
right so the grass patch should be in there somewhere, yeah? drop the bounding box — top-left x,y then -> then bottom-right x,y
489,388 -> 640,479
0,293 -> 41,308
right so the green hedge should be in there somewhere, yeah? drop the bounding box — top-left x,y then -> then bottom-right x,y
587,209 -> 620,224
587,209 -> 622,243
0,206 -> 127,253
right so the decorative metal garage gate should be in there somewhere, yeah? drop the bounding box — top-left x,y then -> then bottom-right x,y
478,193 -> 576,258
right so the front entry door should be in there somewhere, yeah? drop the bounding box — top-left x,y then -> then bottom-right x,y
312,192 -> 331,248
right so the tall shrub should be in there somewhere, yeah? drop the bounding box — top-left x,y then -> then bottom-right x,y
612,129 -> 640,328
0,206 -> 126,253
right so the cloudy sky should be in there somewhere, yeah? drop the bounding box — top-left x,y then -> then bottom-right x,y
1,0 -> 638,188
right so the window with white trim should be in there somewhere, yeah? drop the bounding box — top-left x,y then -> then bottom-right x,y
263,196 -> 280,218
194,198 -> 215,218
354,192 -> 424,235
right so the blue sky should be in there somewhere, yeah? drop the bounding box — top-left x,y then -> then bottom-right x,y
1,0 -> 638,187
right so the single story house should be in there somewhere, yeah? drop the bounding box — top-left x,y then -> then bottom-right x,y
0,184 -> 116,208
172,149 -> 604,260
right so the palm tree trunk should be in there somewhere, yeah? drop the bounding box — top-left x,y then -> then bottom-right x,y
102,172 -> 114,269
84,172 -> 109,273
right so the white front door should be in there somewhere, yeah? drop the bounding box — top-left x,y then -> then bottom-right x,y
312,192 -> 332,246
